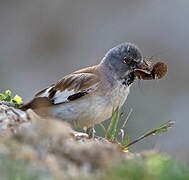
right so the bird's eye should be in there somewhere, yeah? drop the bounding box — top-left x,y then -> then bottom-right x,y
123,57 -> 132,64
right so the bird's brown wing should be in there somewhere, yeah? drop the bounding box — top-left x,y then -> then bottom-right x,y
35,66 -> 100,104
20,66 -> 100,111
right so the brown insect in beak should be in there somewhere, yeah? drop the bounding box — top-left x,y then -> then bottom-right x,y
134,61 -> 167,80
151,62 -> 168,79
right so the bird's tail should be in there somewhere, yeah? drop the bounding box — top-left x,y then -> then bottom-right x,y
20,97 -> 50,110
19,97 -> 51,117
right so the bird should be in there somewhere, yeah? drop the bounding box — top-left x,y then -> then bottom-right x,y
20,42 -> 144,137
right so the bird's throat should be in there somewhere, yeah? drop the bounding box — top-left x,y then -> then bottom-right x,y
121,71 -> 136,86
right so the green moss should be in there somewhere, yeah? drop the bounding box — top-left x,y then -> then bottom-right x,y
0,154 -> 52,180
101,153 -> 189,180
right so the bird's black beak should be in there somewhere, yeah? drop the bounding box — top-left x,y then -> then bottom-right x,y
131,57 -> 143,70
136,57 -> 143,69
134,58 -> 153,74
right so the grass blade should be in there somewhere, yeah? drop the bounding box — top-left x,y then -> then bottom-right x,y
123,120 -> 175,148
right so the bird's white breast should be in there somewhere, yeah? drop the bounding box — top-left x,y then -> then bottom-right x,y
49,82 -> 130,128
110,81 -> 130,108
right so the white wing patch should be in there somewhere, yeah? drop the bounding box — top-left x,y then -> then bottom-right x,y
38,87 -> 52,97
52,89 -> 76,104
37,82 -> 99,105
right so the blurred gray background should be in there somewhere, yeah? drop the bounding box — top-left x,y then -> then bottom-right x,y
0,0 -> 188,160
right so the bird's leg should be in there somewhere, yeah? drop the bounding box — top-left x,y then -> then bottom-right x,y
86,126 -> 95,138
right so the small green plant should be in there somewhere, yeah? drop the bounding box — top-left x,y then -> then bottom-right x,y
0,90 -> 23,107
100,107 -> 174,151
99,106 -> 132,150
121,120 -> 175,151
103,106 -> 121,141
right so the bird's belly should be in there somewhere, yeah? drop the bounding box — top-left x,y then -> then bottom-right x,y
49,85 -> 130,128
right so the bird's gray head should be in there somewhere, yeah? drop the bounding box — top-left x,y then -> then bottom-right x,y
102,43 -> 143,79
